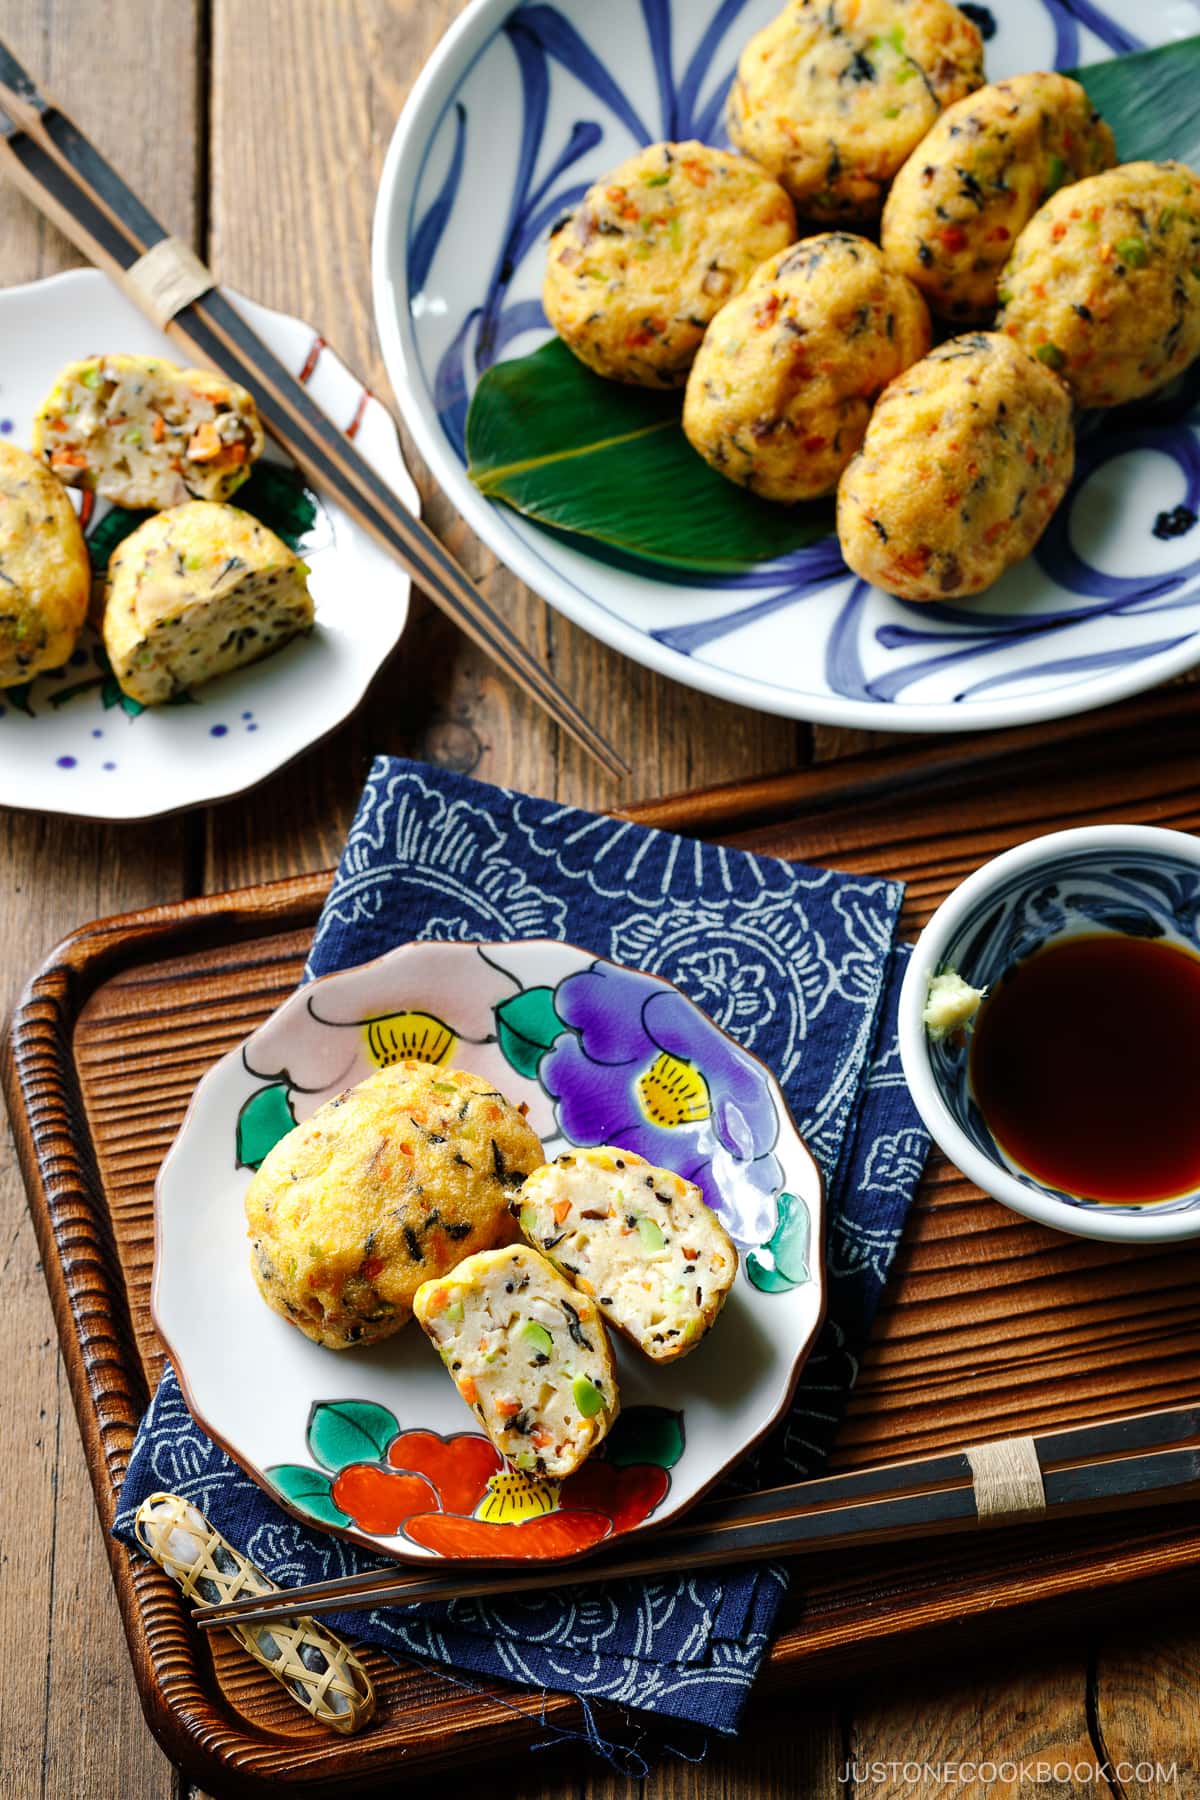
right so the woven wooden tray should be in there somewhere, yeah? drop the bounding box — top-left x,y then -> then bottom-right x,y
7,686 -> 1200,1798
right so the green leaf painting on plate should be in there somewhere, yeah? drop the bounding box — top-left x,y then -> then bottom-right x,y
494,985 -> 566,1079
235,1081 -> 297,1170
467,339 -> 835,574
307,1399 -> 401,1473
465,36 -> 1200,577
267,1463 -> 352,1528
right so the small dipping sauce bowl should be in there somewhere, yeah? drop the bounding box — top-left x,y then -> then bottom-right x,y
899,825 -> 1200,1243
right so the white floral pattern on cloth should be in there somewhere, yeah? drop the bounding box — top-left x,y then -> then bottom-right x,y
118,759 -> 928,1743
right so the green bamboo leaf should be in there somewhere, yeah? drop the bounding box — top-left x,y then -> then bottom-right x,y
494,985 -> 566,1078
235,1082 -> 296,1170
307,1400 -> 400,1473
466,338 -> 834,573
267,1463 -> 352,1528
1071,36 -> 1200,168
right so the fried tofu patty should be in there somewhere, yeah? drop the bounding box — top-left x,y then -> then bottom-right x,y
415,1245 -> 618,1479
245,1063 -> 541,1350
837,331 -> 1075,599
103,501 -> 313,703
515,1148 -> 737,1363
543,140 -> 796,386
0,442 -> 90,686
997,161 -> 1200,407
33,354 -> 262,509
881,73 -> 1116,320
727,0 -> 984,222
682,233 -> 931,502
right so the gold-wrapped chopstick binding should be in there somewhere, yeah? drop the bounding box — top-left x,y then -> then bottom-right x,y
134,1492 -> 375,1734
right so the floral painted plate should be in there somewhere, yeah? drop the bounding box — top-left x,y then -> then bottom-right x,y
153,939 -> 825,1564
0,269 -> 416,820
373,0 -> 1200,733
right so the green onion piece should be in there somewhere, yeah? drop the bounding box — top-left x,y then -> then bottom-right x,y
573,1375 -> 605,1418
79,367 -> 103,389
519,1205 -> 538,1237
445,1298 -> 464,1325
521,1319 -> 554,1355
1035,343 -> 1066,370
644,171 -> 670,188
996,287 -> 1013,305
636,1215 -> 665,1251
1115,236 -> 1148,267
1045,154 -> 1068,194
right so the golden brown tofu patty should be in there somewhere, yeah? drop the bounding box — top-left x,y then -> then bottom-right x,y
997,161 -> 1200,407
683,233 -> 931,502
32,354 -> 263,509
0,442 -> 90,686
881,72 -> 1116,320
244,1062 -> 542,1349
727,0 -> 984,221
543,140 -> 796,386
837,331 -> 1075,600
103,500 -> 313,704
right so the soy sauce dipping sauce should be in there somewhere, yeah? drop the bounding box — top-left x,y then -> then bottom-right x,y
969,934 -> 1200,1204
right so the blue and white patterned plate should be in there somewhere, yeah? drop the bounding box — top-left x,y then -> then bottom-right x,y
373,0 -> 1200,732
0,271 -> 417,820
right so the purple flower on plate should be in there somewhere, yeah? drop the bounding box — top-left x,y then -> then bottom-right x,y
542,961 -> 783,1246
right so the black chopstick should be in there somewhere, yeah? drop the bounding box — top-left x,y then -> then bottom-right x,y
0,42 -> 628,780
191,1402 -> 1200,1631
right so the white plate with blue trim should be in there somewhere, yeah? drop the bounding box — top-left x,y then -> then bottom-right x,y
0,269 -> 416,821
372,0 -> 1200,733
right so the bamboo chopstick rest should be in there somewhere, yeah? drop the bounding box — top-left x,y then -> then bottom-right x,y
965,1436 -> 1047,1525
125,238 -> 214,330
135,1492 -> 375,1733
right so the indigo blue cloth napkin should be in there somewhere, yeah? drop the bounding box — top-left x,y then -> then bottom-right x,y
116,758 -> 929,1740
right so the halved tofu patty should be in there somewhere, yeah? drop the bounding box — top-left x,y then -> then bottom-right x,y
103,500 -> 314,703
515,1148 -> 738,1362
415,1245 -> 618,1479
0,441 -> 90,686
245,1063 -> 540,1350
32,353 -> 263,508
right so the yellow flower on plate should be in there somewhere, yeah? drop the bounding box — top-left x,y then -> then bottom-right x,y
475,1470 -> 559,1524
636,1050 -> 711,1130
363,1010 -> 456,1068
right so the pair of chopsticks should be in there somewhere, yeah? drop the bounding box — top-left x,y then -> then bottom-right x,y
0,44 -> 627,781
194,1400 -> 1200,1631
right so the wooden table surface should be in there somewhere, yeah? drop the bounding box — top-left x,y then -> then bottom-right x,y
0,3 -> 1197,1796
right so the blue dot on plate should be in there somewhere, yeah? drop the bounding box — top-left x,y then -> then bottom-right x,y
0,419 -> 12,435
247,722 -> 258,732
57,755 -> 77,769
102,761 -> 116,772
241,710 -> 253,720
210,723 -> 228,738
92,728 -> 103,739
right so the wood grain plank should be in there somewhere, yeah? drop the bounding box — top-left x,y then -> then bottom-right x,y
1093,1619 -> 1200,1795
202,0 -> 801,892
0,5 -> 201,1799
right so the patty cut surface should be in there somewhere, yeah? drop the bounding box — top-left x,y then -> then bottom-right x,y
33,353 -> 263,508
727,0 -> 985,221
837,331 -> 1075,600
103,500 -> 314,703
0,441 -> 90,686
415,1245 -> 619,1479
683,233 -> 931,501
881,72 -> 1116,320
543,140 -> 796,386
997,161 -> 1200,407
515,1148 -> 738,1362
245,1062 -> 542,1350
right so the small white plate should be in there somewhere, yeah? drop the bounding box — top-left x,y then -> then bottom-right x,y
0,269 -> 417,820
372,0 -> 1200,734
153,939 -> 826,1565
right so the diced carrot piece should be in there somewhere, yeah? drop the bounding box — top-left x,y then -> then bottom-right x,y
495,1396 -> 522,1419
151,412 -> 166,443
186,421 -> 223,461
552,1199 -> 572,1225
50,449 -> 88,470
458,1375 -> 478,1404
424,1286 -> 450,1316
